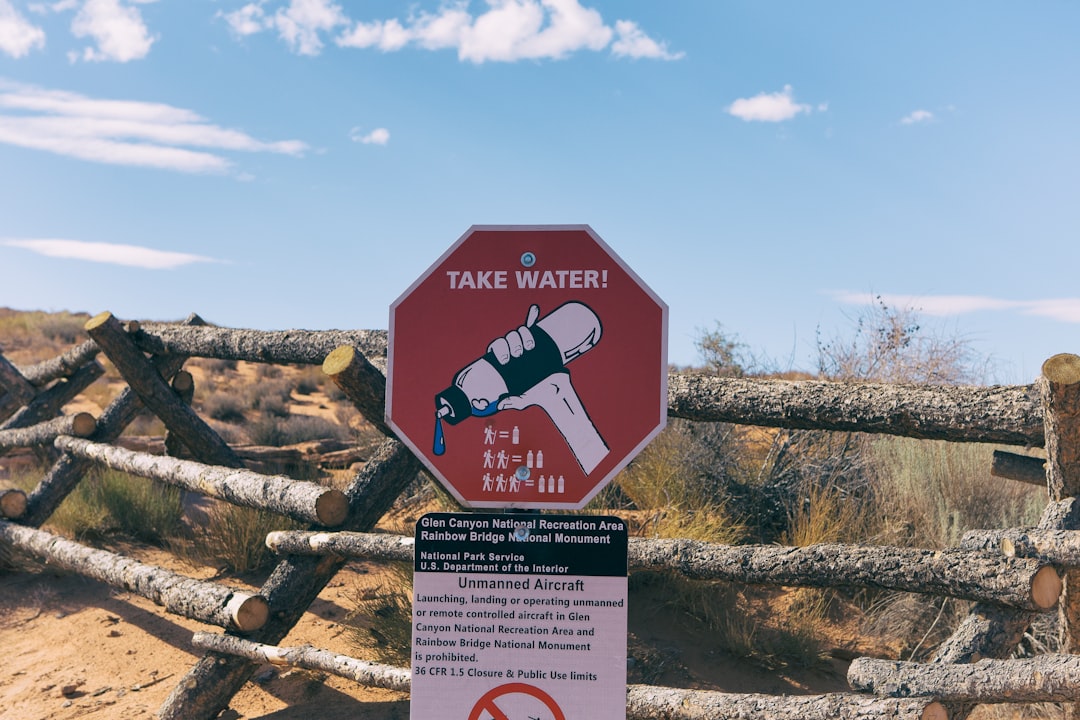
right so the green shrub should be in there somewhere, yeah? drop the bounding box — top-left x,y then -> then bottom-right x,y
190,503 -> 304,574
249,414 -> 350,447
343,562 -> 414,666
203,393 -> 247,422
45,469 -> 182,544
96,471 -> 184,544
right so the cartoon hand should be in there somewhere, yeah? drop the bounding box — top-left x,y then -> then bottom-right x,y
498,371 -> 609,475
487,304 -> 540,365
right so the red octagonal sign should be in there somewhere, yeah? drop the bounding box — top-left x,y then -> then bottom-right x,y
387,225 -> 667,509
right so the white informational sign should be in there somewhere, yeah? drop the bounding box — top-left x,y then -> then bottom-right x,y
411,512 -> 628,719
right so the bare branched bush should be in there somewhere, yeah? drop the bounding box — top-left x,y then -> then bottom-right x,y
816,295 -> 985,384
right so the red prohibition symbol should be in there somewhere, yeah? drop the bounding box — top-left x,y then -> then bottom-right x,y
467,682 -> 566,720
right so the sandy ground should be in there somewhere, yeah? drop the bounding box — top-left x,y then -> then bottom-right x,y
0,547 -> 415,720
0,539 -> 864,720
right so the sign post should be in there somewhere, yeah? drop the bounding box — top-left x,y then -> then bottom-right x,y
390,225 -> 665,719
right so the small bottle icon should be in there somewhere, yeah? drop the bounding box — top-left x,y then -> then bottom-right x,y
538,475 -> 546,493
526,450 -> 534,468
512,426 -> 520,444
536,450 -> 544,469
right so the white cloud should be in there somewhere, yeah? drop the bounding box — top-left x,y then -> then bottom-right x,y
350,126 -> 389,145
0,79 -> 308,173
272,0 -> 347,56
901,109 -> 934,125
237,0 -> 679,63
0,0 -> 46,58
611,19 -> 682,60
728,85 -> 815,122
832,291 -> 1080,324
221,2 -> 268,37
2,238 -> 222,269
69,0 -> 157,63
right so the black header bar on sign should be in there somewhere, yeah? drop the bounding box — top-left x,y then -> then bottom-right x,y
414,513 -> 628,577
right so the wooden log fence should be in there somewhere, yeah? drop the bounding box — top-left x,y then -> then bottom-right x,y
0,520 -> 268,630
15,338 -> 100,386
0,351 -> 38,422
850,654 -> 1080,704
992,449 -> 1047,486
963,528 -> 1080,566
264,530 -> 1062,612
191,632 -> 413,693
0,412 -> 95,450
54,436 -> 348,527
2,315 -> 1080,719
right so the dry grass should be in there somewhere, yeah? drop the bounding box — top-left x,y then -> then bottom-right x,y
616,423 -> 746,544
343,562 -> 414,666
0,308 -> 89,364
868,437 -> 1045,549
188,502 -> 305,574
40,468 -> 183,544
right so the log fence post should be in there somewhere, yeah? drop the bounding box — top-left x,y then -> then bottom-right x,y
990,450 -> 1047,486
164,369 -> 195,459
322,345 -> 391,437
0,351 -> 38,423
16,338 -> 100,387
0,360 -> 104,432
1039,353 -> 1080,718
85,312 -> 242,469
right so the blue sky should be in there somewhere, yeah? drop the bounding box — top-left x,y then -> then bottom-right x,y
0,1 -> 1077,383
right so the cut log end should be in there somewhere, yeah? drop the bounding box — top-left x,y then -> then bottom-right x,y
172,371 -> 194,394
315,489 -> 349,527
265,531 -> 284,552
226,594 -> 269,632
321,346 -> 356,378
72,412 -> 97,437
1031,565 -> 1063,609
0,489 -> 28,518
922,701 -> 949,720
1042,353 -> 1080,386
84,311 -> 114,332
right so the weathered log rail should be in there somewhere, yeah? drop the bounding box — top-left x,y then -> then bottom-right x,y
0,520 -> 268,630
54,436 -> 348,527
264,530 -> 1062,611
1,314 -> 1079,719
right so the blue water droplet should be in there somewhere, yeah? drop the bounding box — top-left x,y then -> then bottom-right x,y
433,415 -> 446,456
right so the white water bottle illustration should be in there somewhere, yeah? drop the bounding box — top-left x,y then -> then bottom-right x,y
433,301 -> 610,475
